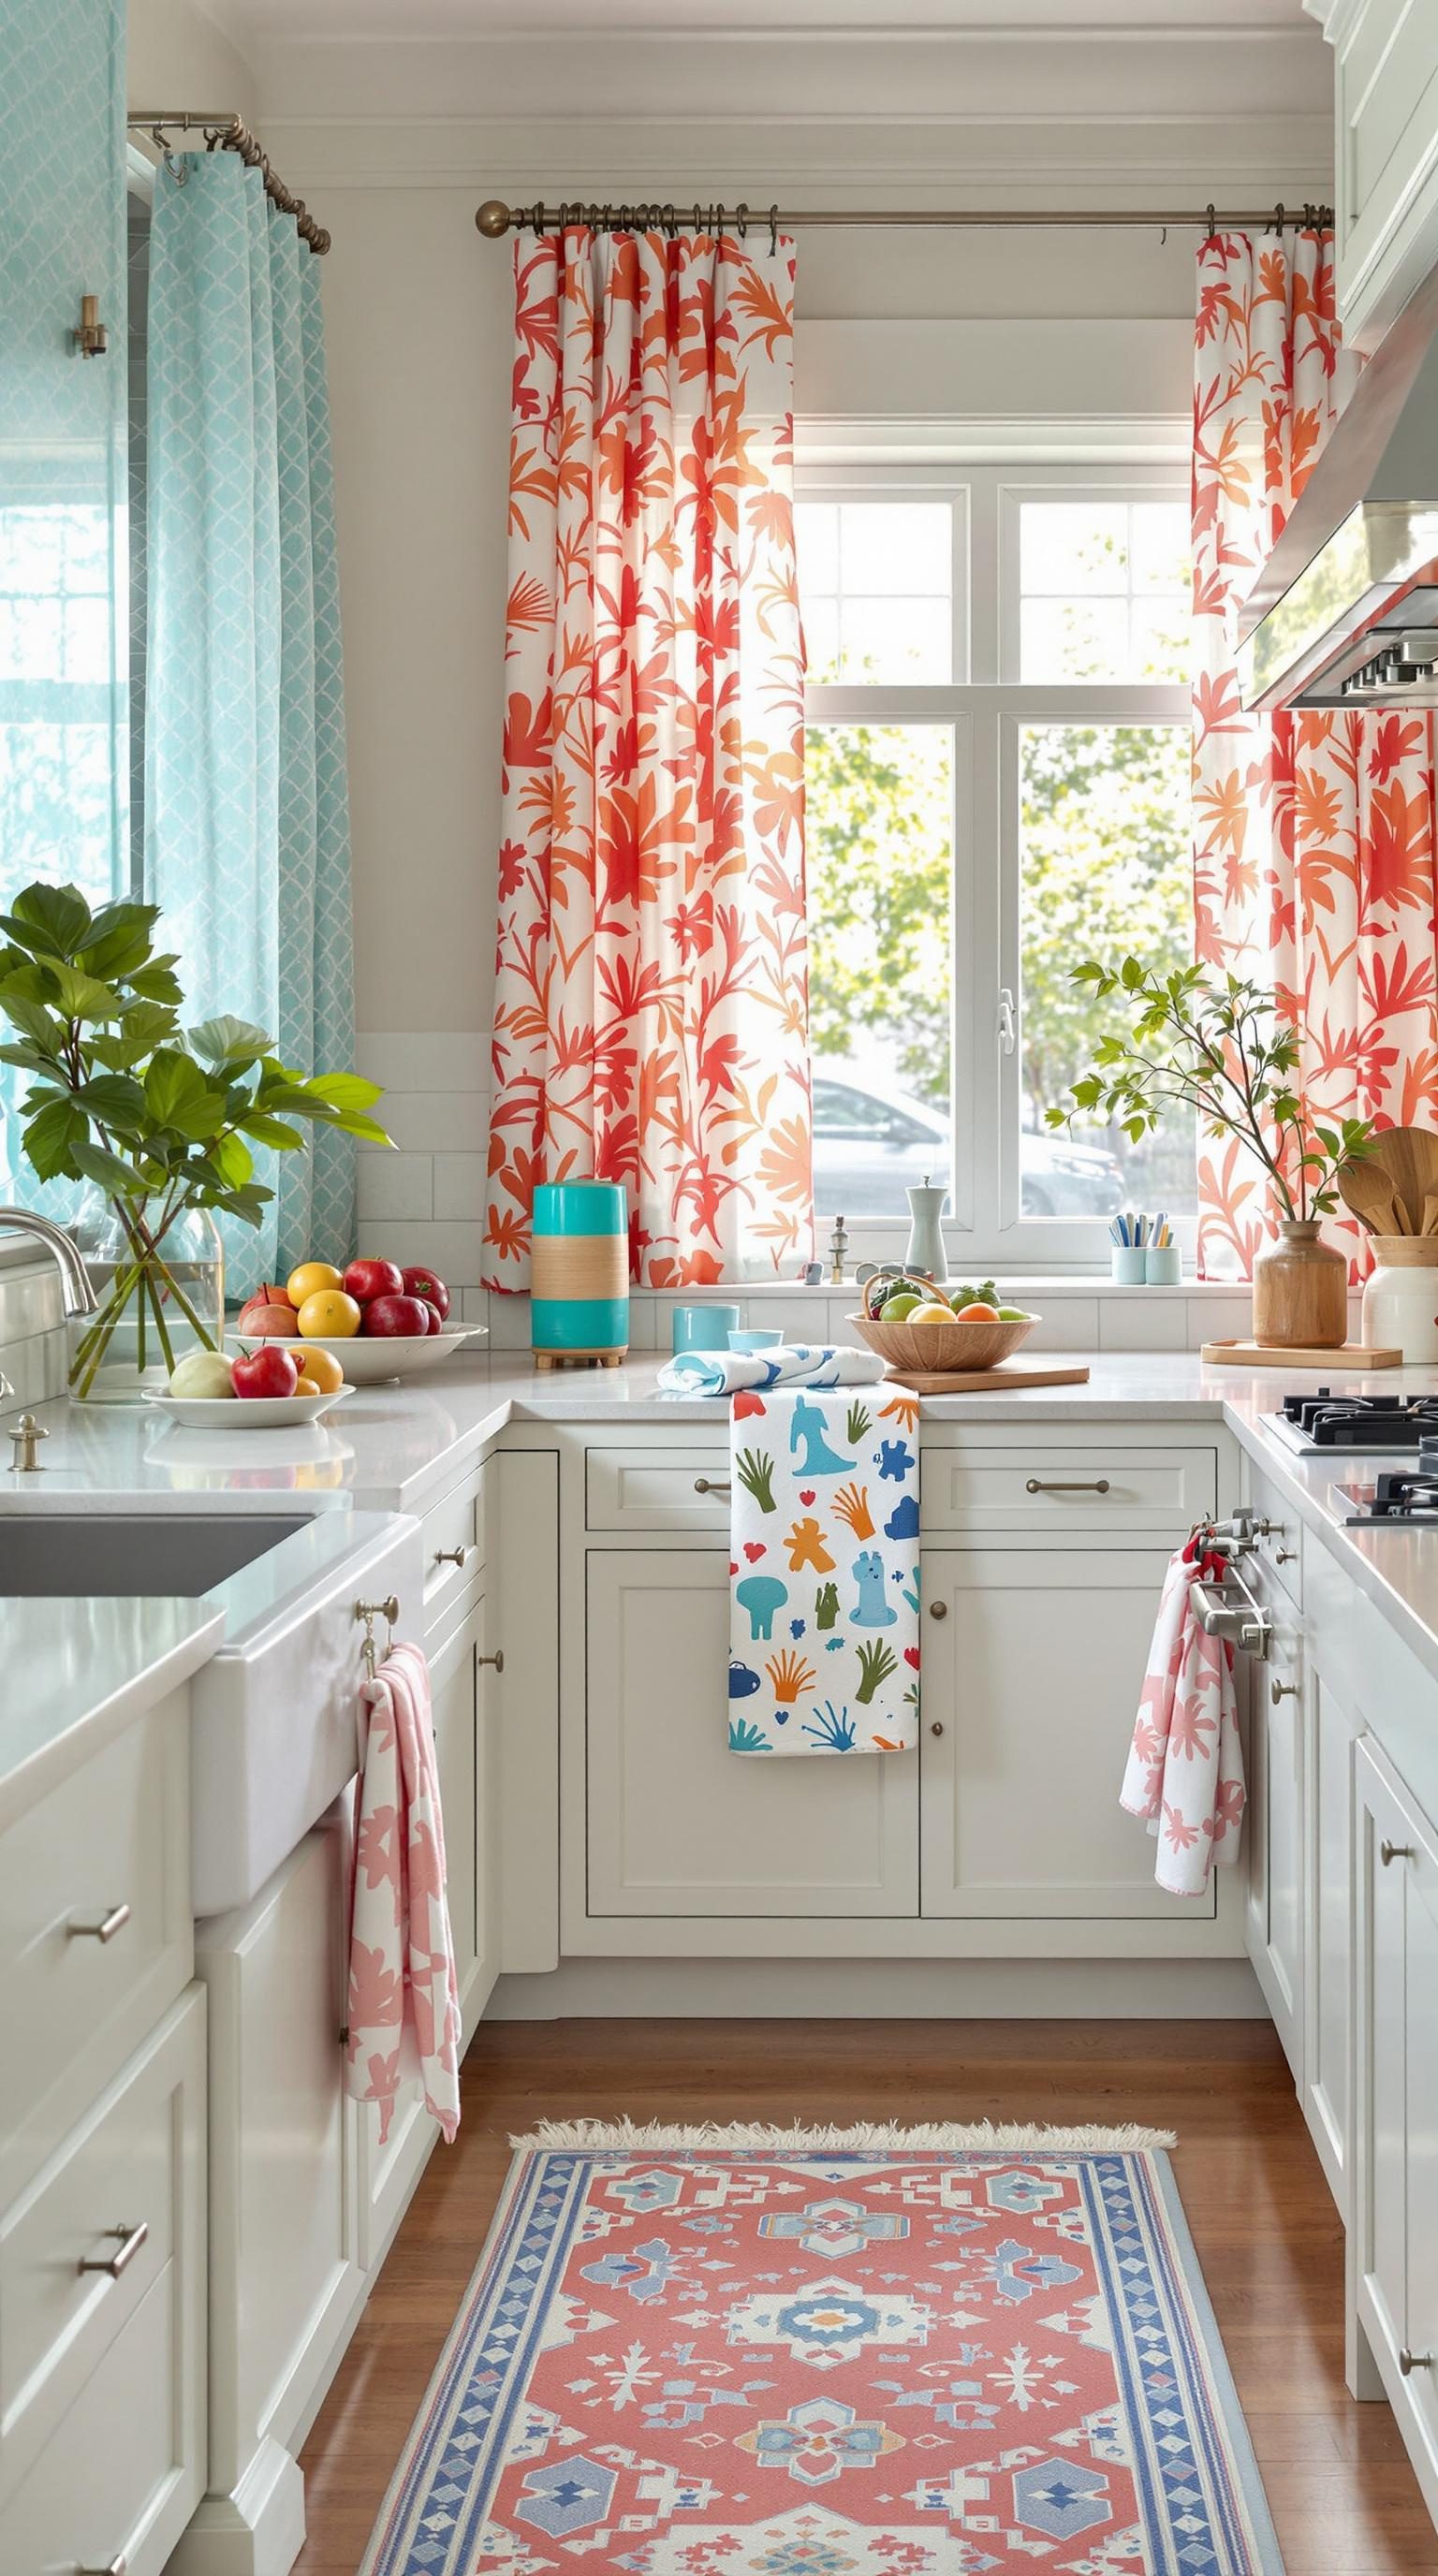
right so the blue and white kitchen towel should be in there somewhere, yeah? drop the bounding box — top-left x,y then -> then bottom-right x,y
727,1386 -> 921,1755
660,1344 -> 887,1398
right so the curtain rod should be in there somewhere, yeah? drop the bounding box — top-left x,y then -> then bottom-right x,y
476,196 -> 1333,247
129,110 -> 331,254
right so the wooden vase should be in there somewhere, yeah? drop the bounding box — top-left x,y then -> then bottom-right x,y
1251,1219 -> 1348,1349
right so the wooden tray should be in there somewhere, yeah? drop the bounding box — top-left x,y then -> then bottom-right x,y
1200,1339 -> 1403,1369
889,1361 -> 1092,1394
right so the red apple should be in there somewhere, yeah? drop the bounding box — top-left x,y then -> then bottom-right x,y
232,1342 -> 300,1398
236,1296 -> 299,1339
402,1265 -> 449,1321
363,1293 -> 433,1338
423,1300 -> 445,1334
344,1257 -> 404,1305
260,1281 -> 296,1309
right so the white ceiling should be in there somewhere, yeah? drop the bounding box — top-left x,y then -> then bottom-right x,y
204,0 -> 1318,38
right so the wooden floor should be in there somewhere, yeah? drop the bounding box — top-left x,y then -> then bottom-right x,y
296,2018 -> 1436,2573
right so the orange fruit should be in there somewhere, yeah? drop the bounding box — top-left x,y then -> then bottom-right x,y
954,1300 -> 1001,1321
288,1343 -> 345,1393
287,1260 -> 344,1306
296,1288 -> 362,1339
293,1372 -> 321,1396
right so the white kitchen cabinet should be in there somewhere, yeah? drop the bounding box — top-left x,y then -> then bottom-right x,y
918,1547 -> 1210,1923
584,1549 -> 918,1917
1308,0 -> 1438,347
1304,1660 -> 1360,2210
1241,1570 -> 1306,2085
182,1813 -> 358,2576
1354,1735 -> 1438,2523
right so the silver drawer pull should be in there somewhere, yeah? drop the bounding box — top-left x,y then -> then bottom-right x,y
477,1648 -> 505,1673
433,1544 -> 469,1567
1401,2348 -> 1432,2376
1191,1578 -> 1271,1660
78,2559 -> 126,2575
1381,1840 -> 1414,1867
694,1477 -> 730,1495
1025,1477 -> 1111,1495
79,2220 -> 148,2279
67,1902 -> 131,1945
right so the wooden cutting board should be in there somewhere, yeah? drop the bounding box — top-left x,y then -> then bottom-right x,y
888,1361 -> 1092,1394
1200,1339 -> 1402,1368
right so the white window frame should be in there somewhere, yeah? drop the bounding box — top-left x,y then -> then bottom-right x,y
800,447 -> 1193,1272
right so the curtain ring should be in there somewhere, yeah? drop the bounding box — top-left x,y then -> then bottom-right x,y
663,202 -> 677,239
693,201 -> 703,235
735,200 -> 749,239
769,202 -> 780,256
1271,200 -> 1285,236
1204,201 -> 1217,240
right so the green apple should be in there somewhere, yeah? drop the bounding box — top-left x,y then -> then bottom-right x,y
169,1350 -> 236,1398
880,1292 -> 923,1322
996,1304 -> 1030,1321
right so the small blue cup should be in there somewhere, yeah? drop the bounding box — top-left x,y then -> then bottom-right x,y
1145,1245 -> 1182,1286
728,1326 -> 783,1353
672,1302 -> 741,1354
1110,1247 -> 1148,1285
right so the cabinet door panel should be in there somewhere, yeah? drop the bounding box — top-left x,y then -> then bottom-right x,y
585,1552 -> 917,1917
1305,1668 -> 1357,2206
1357,1746 -> 1411,2371
431,1596 -> 479,2008
919,1548 -> 1210,1919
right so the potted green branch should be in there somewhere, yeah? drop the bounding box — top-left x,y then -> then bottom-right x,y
0,880 -> 389,1401
1047,956 -> 1376,1347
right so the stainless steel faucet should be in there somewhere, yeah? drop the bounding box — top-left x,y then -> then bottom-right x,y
0,1209 -> 98,1318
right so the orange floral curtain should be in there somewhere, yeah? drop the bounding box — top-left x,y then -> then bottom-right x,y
1193,228 -> 1438,1277
482,225 -> 813,1291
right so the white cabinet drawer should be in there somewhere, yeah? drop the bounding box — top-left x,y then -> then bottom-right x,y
586,1445 -> 729,1530
921,1443 -> 1217,1534
0,2251 -> 202,2576
420,1463 -> 486,1620
0,1987 -> 205,2507
0,1694 -> 190,2207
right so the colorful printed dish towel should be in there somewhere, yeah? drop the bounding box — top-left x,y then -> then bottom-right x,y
346,1638 -> 462,2144
1121,1535 -> 1246,1896
659,1343 -> 887,1398
728,1384 -> 921,1755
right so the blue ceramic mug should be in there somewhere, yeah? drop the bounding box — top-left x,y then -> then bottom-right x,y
671,1303 -> 741,1354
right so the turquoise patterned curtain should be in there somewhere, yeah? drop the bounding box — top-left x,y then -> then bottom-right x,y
0,0 -> 126,1208
144,149 -> 356,1293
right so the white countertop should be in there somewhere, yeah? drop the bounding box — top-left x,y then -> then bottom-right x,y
10,1347 -> 1438,1799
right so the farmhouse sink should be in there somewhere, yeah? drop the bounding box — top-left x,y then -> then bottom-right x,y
0,1505 -> 422,1917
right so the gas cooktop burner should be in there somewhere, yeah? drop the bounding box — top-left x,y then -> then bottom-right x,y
1269,1388 -> 1438,1454
1338,1459 -> 1438,1523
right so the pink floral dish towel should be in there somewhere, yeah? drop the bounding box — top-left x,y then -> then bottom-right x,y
346,1637 -> 462,2144
1121,1535 -> 1245,1898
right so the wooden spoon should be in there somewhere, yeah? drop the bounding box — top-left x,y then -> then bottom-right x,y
1364,1126 -> 1438,1233
1338,1159 -> 1407,1236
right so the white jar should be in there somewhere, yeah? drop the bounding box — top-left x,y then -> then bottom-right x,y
1361,1238 -> 1438,1361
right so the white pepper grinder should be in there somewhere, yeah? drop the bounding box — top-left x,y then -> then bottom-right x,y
904,1175 -> 949,1282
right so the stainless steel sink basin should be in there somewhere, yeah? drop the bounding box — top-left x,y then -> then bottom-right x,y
1,1512 -> 311,1596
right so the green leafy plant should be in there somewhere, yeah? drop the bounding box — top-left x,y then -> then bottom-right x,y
1046,955 -> 1376,1222
736,1447 -> 777,1514
854,1636 -> 898,1705
0,880 -> 390,1395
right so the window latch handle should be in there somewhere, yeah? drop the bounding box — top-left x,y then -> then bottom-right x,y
997,988 -> 1017,1055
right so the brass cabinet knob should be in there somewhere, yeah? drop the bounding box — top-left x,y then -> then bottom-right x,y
930,1720 -> 944,1736
477,1648 -> 505,1673
1269,1676 -> 1300,1704
929,1600 -> 946,1620
434,1544 -> 469,1567
1381,1839 -> 1414,1867
1400,2348 -> 1432,2376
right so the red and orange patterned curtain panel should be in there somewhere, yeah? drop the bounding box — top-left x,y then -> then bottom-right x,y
1193,227 -> 1438,1278
482,225 -> 814,1293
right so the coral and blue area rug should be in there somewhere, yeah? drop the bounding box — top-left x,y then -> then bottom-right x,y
360,2119 -> 1283,2574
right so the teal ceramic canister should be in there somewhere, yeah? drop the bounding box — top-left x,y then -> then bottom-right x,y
531,1181 -> 630,1365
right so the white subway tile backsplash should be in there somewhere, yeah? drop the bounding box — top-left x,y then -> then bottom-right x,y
357,1031 -> 491,1095
487,1289 -> 534,1349
374,1092 -> 490,1155
461,1286 -> 492,1328
1023,1300 -> 1099,1352
1098,1297 -> 1188,1353
433,1153 -> 488,1221
355,1218 -> 488,1288
356,1150 -> 434,1222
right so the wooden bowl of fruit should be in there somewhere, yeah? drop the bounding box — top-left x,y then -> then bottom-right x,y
849,1272 -> 1036,1376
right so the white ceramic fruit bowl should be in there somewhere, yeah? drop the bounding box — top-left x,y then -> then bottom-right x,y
227,1324 -> 481,1384
143,1385 -> 354,1430
848,1310 -> 1037,1374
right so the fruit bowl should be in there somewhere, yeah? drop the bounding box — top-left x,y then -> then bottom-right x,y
848,1309 -> 1037,1375
227,1325 -> 480,1385
144,1385 -> 354,1430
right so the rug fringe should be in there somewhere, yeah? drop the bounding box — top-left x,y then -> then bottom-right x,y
509,2116 -> 1176,2152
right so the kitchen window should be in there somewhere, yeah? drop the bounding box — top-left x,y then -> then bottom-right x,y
798,461 -> 1195,1267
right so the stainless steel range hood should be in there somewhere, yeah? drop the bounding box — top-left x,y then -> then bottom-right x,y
1238,259 -> 1438,713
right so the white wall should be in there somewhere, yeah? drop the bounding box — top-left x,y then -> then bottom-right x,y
127,0 -> 257,111
126,8 -> 1333,1294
